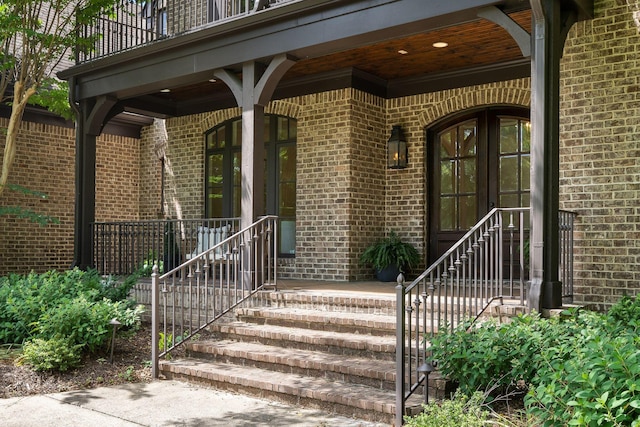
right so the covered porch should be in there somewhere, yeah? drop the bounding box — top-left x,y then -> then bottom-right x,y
60,0 -> 593,313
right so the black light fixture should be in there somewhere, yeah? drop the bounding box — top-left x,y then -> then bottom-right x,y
417,359 -> 437,404
387,125 -> 408,169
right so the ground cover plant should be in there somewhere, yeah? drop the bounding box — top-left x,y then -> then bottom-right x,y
0,268 -> 143,371
424,297 -> 640,426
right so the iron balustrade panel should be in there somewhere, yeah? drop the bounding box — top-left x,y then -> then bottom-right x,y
91,218 -> 239,276
559,210 -> 578,301
76,0 -> 297,63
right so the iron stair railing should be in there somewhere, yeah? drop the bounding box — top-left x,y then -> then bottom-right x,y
395,207 -> 577,426
150,215 -> 278,378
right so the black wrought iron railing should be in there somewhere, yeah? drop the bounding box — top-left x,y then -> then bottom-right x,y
91,218 -> 239,276
76,0 -> 296,63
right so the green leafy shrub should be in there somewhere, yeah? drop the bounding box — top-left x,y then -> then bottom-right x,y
0,269 -> 144,371
37,296 -> 143,353
136,252 -> 163,277
430,310 -> 603,398
17,337 -> 82,372
403,391 -> 490,427
424,298 -> 640,426
0,269 -> 100,343
607,295 -> 640,331
98,274 -> 139,308
430,314 -> 541,396
525,299 -> 640,426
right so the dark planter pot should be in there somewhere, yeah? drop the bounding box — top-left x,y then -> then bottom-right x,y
376,264 -> 401,282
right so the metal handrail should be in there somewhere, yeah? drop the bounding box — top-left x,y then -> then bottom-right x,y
395,208 -> 577,425
150,215 -> 278,378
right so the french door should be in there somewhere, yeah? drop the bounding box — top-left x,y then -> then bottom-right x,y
427,107 -> 530,262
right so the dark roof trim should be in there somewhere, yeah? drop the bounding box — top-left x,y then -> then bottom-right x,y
387,58 -> 531,98
0,104 -> 74,129
0,104 -> 152,138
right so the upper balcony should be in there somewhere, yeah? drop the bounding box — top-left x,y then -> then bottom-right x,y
77,0 -> 296,63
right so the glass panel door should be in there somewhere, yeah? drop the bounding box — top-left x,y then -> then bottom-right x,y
428,107 -> 529,262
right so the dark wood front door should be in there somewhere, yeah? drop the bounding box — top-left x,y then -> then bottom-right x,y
427,107 -> 530,262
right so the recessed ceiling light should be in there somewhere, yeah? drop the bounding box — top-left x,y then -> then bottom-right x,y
209,78 -> 217,83
398,49 -> 409,55
433,42 -> 448,48
160,88 -> 171,93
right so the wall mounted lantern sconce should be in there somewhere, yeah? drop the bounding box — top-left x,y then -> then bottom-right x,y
387,125 -> 408,169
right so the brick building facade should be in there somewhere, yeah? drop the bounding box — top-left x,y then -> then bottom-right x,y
0,118 -> 141,274
1,0 -> 638,310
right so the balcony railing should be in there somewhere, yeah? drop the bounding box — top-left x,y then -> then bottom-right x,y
77,0 -> 296,63
92,218 -> 240,276
394,208 -> 578,426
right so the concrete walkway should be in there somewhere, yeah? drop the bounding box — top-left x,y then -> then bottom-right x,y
0,380 -> 387,427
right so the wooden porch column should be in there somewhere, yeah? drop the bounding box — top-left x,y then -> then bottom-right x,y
72,96 -> 117,270
240,61 -> 266,231
215,54 -> 296,287
73,102 -> 95,270
215,54 -> 296,230
529,0 -> 576,311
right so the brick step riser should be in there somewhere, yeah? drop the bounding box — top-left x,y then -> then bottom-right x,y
209,329 -> 397,361
235,314 -> 397,337
261,296 -> 397,315
185,348 -> 396,391
160,365 -> 395,424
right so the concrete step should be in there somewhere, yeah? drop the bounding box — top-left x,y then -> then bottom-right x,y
186,340 -> 396,390
209,321 -> 397,361
159,358 -> 398,424
235,306 -> 398,336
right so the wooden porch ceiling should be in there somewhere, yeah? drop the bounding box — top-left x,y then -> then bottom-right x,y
150,9 -> 533,114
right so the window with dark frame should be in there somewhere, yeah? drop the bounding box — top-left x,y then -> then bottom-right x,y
205,115 -> 297,257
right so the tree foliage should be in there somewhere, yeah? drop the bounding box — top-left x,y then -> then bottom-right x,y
0,0 -> 124,197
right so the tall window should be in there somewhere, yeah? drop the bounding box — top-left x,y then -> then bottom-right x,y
205,115 -> 297,256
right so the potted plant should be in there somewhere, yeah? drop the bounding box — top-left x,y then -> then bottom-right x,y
359,231 -> 421,282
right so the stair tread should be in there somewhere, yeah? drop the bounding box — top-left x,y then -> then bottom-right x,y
189,339 -> 396,379
238,306 -> 396,326
211,321 -> 396,350
160,358 -> 397,413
